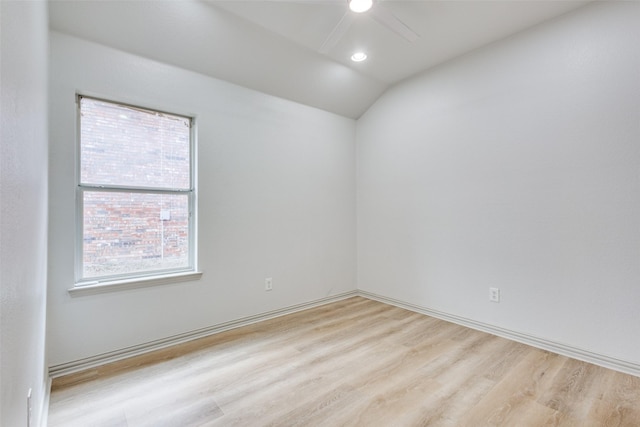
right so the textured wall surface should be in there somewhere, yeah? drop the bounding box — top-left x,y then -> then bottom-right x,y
0,1 -> 50,426
357,1 -> 640,365
48,33 -> 356,366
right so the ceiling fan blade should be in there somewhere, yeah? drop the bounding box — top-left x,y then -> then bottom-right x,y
370,4 -> 419,43
318,11 -> 355,54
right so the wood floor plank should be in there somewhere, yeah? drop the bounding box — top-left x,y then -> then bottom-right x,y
458,348 -> 567,426
48,297 -> 640,426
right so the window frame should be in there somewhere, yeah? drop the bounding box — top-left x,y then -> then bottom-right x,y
74,94 -> 198,290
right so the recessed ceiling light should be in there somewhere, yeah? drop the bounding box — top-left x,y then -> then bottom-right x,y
349,0 -> 373,13
351,52 -> 368,62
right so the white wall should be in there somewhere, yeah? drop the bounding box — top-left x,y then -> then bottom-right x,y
48,33 -> 356,366
357,1 -> 640,365
0,1 -> 50,426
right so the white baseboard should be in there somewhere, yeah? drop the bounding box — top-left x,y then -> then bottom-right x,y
357,290 -> 640,378
49,289 -> 640,380
48,291 -> 358,378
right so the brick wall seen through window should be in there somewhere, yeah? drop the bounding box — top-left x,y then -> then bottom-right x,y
78,97 -> 194,281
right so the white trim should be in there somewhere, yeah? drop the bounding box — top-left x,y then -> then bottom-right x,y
68,271 -> 203,296
50,289 -> 640,380
49,290 -> 358,377
357,290 -> 640,378
39,377 -> 52,427
75,95 -> 197,284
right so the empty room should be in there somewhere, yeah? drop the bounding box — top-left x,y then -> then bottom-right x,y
1,0 -> 640,426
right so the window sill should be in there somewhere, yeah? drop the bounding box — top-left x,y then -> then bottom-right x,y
68,271 -> 203,297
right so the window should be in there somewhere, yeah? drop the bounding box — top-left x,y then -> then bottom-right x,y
76,96 -> 196,286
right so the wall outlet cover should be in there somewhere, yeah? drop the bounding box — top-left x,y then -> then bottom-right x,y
489,287 -> 500,303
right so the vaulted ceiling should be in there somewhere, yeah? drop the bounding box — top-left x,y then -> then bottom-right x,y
49,0 -> 590,118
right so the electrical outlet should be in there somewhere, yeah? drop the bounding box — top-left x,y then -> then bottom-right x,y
27,388 -> 33,427
265,277 -> 273,291
489,287 -> 500,303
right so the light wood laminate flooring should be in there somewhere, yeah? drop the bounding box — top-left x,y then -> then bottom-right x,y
48,297 -> 640,426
